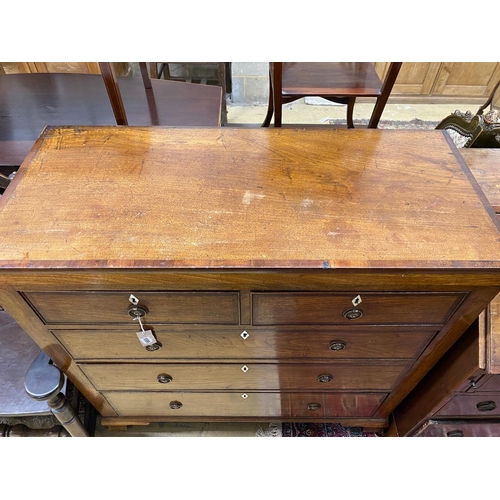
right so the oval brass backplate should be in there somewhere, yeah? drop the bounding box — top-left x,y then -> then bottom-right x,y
145,342 -> 162,351
328,340 -> 347,351
169,401 -> 183,410
307,403 -> 321,411
157,374 -> 173,384
476,400 -> 497,412
343,308 -> 363,320
447,430 -> 464,437
128,305 -> 149,318
317,374 -> 333,383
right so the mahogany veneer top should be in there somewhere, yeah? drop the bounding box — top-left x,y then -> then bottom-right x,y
460,149 -> 500,213
0,126 -> 499,270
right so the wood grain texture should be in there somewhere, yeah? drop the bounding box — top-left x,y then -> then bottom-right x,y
81,361 -> 409,391
53,326 -> 436,361
389,319 -> 483,436
488,293 -> 500,374
461,149 -> 500,213
103,391 -> 386,418
1,126 -> 499,269
251,292 -> 465,326
281,62 -> 383,96
24,291 -> 240,325
0,75 -> 221,166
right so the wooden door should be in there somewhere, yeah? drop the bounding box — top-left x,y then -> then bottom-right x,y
374,62 -> 500,102
432,62 -> 500,98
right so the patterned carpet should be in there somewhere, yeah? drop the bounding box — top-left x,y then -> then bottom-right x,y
327,118 -> 440,129
282,422 -> 377,437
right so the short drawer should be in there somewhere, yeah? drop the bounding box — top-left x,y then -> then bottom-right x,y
23,291 -> 240,325
413,420 -> 500,437
53,326 -> 436,361
435,394 -> 500,417
471,374 -> 500,393
104,391 -> 386,418
252,292 -> 465,325
81,361 -> 410,391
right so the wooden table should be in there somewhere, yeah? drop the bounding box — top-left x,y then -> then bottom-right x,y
460,149 -> 500,213
0,73 -> 222,168
1,126 -> 500,431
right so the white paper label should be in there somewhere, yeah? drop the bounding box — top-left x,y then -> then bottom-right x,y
136,330 -> 156,346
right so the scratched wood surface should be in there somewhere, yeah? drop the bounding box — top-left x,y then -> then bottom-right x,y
460,149 -> 500,213
0,126 -> 499,269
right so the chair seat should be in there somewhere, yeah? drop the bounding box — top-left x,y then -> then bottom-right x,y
0,309 -> 51,417
0,73 -> 222,166
281,62 -> 383,97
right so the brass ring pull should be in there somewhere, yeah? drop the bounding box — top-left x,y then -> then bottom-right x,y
343,308 -> 363,320
317,374 -> 333,383
157,374 -> 172,384
128,305 -> 149,318
145,342 -> 162,352
169,401 -> 183,410
476,400 -> 497,412
328,340 -> 347,351
307,403 -> 321,411
447,430 -> 464,437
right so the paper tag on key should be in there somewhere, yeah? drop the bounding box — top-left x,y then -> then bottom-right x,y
136,330 -> 156,346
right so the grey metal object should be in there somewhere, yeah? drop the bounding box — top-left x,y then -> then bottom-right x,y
24,351 -> 89,437
0,309 -> 52,417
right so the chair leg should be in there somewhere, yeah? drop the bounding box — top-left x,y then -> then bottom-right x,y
368,62 -> 402,128
347,97 -> 356,128
262,69 -> 274,127
98,62 -> 128,126
25,351 -> 89,437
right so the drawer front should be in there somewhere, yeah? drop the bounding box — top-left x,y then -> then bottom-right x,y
24,291 -> 240,325
54,327 -> 436,361
252,292 -> 465,325
82,362 -> 409,391
414,420 -> 500,437
472,374 -> 500,393
435,395 -> 500,417
104,391 -> 386,418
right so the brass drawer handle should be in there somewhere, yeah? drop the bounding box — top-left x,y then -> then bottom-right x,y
328,340 -> 346,351
317,374 -> 333,383
476,400 -> 497,412
343,308 -> 363,320
145,342 -> 162,352
128,304 -> 149,319
157,374 -> 173,384
169,401 -> 183,410
447,430 -> 464,437
307,403 -> 321,411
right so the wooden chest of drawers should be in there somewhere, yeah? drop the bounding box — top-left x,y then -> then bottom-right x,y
1,126 -> 500,430
390,293 -> 500,436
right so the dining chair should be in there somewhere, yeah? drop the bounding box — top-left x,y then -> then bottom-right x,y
0,307 -> 90,436
262,62 -> 402,128
436,79 -> 500,148
0,62 -> 222,168
148,62 -> 229,125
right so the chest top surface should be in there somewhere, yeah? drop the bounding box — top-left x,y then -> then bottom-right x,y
0,126 -> 499,270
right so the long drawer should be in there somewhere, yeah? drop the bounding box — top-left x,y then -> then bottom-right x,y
81,362 -> 410,391
23,291 -> 240,325
53,327 -> 436,360
252,292 -> 466,325
104,391 -> 386,418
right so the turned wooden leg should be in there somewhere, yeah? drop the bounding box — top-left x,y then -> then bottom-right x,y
25,351 -> 89,437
